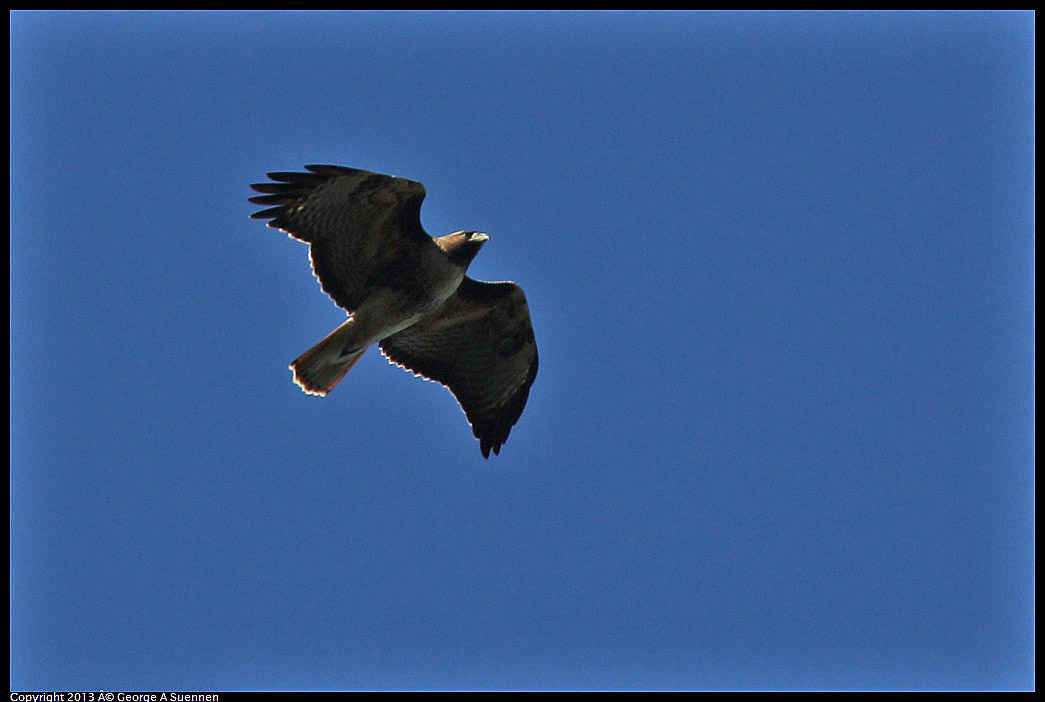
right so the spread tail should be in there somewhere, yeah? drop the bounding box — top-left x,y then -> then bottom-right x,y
289,321 -> 367,396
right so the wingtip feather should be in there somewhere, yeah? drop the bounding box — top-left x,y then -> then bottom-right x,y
250,206 -> 284,219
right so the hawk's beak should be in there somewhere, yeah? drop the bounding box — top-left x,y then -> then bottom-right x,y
473,232 -> 490,243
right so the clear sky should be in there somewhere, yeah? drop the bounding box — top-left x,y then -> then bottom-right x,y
10,11 -> 1034,692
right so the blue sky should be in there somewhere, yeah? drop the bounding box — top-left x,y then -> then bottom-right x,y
10,11 -> 1034,691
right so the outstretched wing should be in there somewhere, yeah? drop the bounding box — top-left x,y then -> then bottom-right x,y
250,165 -> 437,313
380,278 -> 539,458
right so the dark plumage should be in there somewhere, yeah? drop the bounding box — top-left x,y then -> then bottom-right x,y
249,165 -> 538,457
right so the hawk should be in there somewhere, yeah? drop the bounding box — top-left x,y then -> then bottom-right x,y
249,165 -> 538,457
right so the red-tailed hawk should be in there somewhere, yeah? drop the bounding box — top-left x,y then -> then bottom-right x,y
249,165 -> 538,457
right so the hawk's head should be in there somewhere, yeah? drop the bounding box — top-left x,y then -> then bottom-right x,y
438,230 -> 489,268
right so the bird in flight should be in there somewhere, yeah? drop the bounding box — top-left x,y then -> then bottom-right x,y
249,165 -> 538,457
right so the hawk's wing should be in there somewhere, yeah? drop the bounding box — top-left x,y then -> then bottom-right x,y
380,278 -> 539,458
249,165 -> 437,313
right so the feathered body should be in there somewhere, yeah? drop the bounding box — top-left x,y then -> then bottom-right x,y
249,165 -> 538,457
